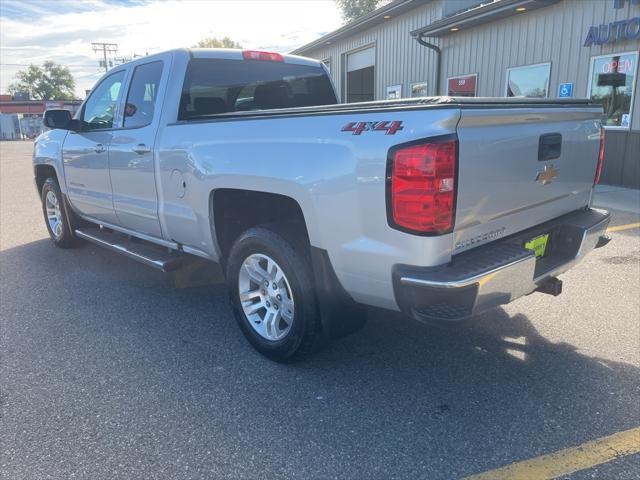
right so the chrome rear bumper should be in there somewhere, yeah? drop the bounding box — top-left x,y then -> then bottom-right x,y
393,208 -> 611,323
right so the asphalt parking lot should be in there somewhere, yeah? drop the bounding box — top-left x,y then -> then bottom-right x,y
1,140 -> 639,479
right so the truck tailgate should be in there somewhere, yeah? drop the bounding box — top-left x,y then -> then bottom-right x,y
453,106 -> 602,253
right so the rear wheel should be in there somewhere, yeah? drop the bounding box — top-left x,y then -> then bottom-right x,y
41,177 -> 78,248
226,227 -> 321,362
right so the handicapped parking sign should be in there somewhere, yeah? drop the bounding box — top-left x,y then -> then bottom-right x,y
558,82 -> 573,98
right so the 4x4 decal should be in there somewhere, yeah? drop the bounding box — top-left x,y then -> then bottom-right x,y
341,121 -> 404,135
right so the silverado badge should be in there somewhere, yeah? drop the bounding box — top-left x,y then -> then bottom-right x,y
536,165 -> 559,185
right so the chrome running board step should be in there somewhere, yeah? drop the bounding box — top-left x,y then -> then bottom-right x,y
75,227 -> 183,272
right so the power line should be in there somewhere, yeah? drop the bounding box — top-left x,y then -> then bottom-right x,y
91,42 -> 118,73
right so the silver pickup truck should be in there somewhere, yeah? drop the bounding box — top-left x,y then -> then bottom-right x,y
34,48 -> 611,361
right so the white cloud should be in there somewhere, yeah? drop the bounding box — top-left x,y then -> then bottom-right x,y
0,0 -> 341,97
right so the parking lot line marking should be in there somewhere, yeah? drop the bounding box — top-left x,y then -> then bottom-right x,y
464,427 -> 640,480
607,222 -> 640,233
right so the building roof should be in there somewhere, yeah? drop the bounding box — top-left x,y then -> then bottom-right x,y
411,0 -> 560,38
290,0 -> 427,55
291,0 -> 561,55
0,100 -> 82,106
0,99 -> 82,115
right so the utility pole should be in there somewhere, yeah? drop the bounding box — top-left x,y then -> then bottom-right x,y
91,42 -> 118,72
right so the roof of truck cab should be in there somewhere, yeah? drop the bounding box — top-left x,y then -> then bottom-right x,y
189,48 -> 321,66
116,48 -> 321,69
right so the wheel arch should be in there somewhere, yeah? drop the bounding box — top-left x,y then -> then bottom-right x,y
210,188 -> 312,263
34,164 -> 58,194
210,188 -> 367,341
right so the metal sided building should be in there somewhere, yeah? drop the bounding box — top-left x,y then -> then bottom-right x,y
292,0 -> 640,188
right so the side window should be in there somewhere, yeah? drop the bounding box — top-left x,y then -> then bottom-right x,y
82,71 -> 125,130
123,61 -> 164,128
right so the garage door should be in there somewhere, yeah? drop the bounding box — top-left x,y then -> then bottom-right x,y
346,47 -> 375,103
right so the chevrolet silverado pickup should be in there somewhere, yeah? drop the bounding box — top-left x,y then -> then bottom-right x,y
34,48 -> 611,361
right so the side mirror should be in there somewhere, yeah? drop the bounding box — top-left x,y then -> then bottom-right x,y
43,109 -> 73,130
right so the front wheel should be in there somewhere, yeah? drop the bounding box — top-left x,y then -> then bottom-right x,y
41,177 -> 78,248
226,227 -> 321,362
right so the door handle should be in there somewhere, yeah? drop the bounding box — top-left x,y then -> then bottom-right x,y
132,144 -> 151,155
94,143 -> 106,154
538,133 -> 562,161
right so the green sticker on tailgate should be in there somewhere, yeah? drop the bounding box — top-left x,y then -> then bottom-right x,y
524,233 -> 549,258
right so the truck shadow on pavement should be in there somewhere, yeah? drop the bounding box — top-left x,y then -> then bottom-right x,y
2,238 -> 639,479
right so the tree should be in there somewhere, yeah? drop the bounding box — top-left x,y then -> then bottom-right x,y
336,0 -> 380,23
8,61 -> 76,100
193,37 -> 243,49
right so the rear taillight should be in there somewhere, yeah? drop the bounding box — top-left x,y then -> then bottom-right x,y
242,50 -> 284,62
595,128 -> 605,185
387,136 -> 457,234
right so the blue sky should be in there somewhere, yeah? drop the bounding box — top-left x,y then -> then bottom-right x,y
0,0 -> 143,19
0,0 -> 342,96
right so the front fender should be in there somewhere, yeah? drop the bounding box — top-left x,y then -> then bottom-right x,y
33,129 -> 68,194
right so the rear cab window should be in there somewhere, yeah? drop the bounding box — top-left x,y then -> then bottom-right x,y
179,57 -> 337,120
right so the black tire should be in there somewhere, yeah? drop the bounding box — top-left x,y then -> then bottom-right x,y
226,227 -> 322,362
41,177 -> 78,248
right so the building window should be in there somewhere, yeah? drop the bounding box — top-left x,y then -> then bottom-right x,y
386,84 -> 402,100
410,82 -> 428,98
346,46 -> 375,103
448,74 -> 477,97
588,52 -> 638,129
505,63 -> 551,98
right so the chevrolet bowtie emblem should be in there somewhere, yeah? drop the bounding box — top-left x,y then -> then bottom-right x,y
536,165 -> 559,185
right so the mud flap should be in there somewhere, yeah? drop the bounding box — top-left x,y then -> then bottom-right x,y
310,247 -> 367,340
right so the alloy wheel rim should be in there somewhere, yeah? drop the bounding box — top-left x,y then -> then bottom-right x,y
45,190 -> 63,239
238,253 -> 295,341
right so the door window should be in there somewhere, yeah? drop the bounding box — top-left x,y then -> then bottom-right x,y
82,71 -> 125,130
589,52 -> 637,128
123,61 -> 164,128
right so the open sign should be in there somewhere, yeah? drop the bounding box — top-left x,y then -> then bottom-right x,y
601,57 -> 635,74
